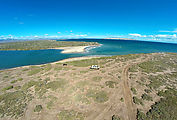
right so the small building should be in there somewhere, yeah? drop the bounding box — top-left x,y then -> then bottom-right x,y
90,65 -> 100,70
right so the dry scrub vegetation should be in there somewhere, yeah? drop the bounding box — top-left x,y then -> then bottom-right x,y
0,53 -> 177,120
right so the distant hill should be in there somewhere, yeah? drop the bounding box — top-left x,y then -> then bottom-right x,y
104,38 -> 135,40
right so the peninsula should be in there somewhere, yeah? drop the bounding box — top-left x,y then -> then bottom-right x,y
0,40 -> 100,53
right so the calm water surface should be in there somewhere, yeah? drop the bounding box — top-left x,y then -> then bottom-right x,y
0,39 -> 177,69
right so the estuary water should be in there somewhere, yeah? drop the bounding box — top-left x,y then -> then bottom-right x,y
0,39 -> 177,70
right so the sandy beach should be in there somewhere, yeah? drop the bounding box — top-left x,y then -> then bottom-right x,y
51,45 -> 98,53
55,56 -> 101,63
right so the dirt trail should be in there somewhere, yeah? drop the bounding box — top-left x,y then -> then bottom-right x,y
121,57 -> 150,120
122,64 -> 137,120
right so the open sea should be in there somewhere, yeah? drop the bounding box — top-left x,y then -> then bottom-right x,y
0,39 -> 177,70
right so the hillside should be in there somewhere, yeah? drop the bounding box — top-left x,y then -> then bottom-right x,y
0,53 -> 177,120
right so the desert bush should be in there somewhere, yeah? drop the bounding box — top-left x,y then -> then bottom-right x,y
105,81 -> 117,88
34,105 -> 43,112
11,78 -> 23,84
141,93 -> 153,101
112,115 -> 121,120
144,89 -> 151,93
131,87 -> 137,95
129,65 -> 138,72
120,97 -> 124,102
138,61 -> 165,73
133,96 -> 143,105
137,88 -> 177,120
58,110 -> 85,120
147,75 -> 164,90
2,85 -> 13,91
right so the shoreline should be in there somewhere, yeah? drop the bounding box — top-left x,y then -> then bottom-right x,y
52,56 -> 102,63
0,52 -> 171,71
3,55 -> 103,71
50,45 -> 100,53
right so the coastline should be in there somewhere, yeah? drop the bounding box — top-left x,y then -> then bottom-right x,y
51,45 -> 100,53
52,56 -> 101,63
0,45 -> 102,70
4,56 -> 103,71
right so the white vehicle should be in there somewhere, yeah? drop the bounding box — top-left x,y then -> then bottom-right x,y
90,65 -> 100,70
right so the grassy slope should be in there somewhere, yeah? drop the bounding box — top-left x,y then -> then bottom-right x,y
0,40 -> 99,50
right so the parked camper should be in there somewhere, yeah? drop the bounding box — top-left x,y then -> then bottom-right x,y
90,65 -> 100,70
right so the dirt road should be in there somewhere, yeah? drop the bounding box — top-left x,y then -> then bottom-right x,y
121,56 -> 149,120
122,64 -> 137,120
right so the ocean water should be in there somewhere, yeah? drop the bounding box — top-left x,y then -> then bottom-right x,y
0,39 -> 177,70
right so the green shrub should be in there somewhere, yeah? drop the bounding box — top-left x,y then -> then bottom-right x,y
129,65 -> 138,72
11,78 -> 23,84
18,78 -> 23,81
34,105 -> 43,112
120,97 -> 124,102
58,110 -> 84,120
137,88 -> 177,120
141,93 -> 153,101
144,89 -> 151,93
22,68 -> 29,71
105,81 -> 117,88
138,61 -> 165,73
131,87 -> 137,95
2,85 -> 13,91
133,96 -> 143,105
11,80 -> 18,84
14,86 -> 21,90
3,75 -> 8,78
136,109 -> 146,120
112,115 -> 121,120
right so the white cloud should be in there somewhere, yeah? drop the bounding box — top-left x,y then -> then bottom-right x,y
129,33 -> 142,37
57,32 -> 61,34
44,34 -> 48,36
155,34 -> 177,38
155,35 -> 169,37
75,34 -> 88,37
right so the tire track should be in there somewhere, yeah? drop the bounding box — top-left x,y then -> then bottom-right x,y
122,64 -> 137,120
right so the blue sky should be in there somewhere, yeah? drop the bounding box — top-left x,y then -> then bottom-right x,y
0,0 -> 177,43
